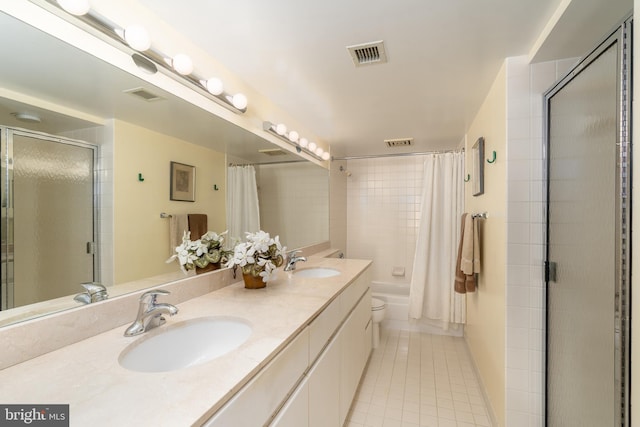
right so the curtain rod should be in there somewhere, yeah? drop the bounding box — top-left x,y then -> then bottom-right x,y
332,149 -> 463,161
228,160 -> 307,167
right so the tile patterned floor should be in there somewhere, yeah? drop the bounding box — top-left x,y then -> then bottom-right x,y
346,329 -> 493,427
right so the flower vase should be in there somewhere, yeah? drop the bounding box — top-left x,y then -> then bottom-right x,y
195,262 -> 220,275
243,273 -> 266,289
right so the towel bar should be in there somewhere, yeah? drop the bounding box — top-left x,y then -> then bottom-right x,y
160,213 -> 172,218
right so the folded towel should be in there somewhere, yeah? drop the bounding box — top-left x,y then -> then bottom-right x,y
169,214 -> 189,255
461,214 -> 475,274
454,214 -> 468,294
455,213 -> 481,293
188,214 -> 208,241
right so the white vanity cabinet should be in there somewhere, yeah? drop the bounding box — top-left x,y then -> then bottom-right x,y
204,265 -> 372,427
203,329 -> 310,427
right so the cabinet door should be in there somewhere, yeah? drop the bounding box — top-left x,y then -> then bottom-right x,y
204,329 -> 310,427
308,335 -> 340,427
270,378 -> 309,427
339,290 -> 372,424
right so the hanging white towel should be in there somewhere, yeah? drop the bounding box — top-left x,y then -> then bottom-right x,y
169,214 -> 189,255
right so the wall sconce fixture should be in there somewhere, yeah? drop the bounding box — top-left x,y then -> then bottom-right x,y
46,0 -> 248,113
262,121 -> 330,161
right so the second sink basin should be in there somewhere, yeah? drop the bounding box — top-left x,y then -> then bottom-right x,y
119,316 -> 252,373
293,267 -> 340,278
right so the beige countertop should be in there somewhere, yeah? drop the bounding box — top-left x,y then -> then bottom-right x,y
0,257 -> 371,427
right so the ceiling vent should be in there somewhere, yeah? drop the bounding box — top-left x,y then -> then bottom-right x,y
259,148 -> 288,156
347,40 -> 388,67
385,138 -> 413,148
124,87 -> 163,102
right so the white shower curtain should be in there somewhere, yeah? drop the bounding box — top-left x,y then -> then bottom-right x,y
409,152 -> 466,328
226,165 -> 260,244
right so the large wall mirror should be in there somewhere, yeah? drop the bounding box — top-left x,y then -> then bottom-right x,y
0,10 -> 329,326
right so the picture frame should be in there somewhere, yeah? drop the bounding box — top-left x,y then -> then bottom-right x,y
170,161 -> 196,202
472,137 -> 484,196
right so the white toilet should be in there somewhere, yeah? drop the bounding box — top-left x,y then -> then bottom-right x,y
371,297 -> 387,349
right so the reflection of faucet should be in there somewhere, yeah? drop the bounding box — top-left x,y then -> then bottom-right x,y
74,282 -> 108,304
124,290 -> 178,337
284,250 -> 307,272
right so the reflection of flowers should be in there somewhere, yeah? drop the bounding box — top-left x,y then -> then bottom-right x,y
167,230 -> 228,274
226,231 -> 286,283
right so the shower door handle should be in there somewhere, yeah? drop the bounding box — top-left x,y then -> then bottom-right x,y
545,261 -> 557,282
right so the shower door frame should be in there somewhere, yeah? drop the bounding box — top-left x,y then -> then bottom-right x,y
543,17 -> 632,426
0,126 -> 100,310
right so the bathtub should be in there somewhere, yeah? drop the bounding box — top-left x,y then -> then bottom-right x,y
371,281 -> 463,337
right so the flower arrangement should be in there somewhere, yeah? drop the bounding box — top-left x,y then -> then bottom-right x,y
225,230 -> 286,283
167,230 -> 228,274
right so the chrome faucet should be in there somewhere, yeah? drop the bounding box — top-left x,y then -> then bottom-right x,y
124,289 -> 178,337
284,250 -> 307,271
74,282 -> 108,304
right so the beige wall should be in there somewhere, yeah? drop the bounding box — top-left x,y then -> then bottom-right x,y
464,61 -> 507,426
113,120 -> 226,284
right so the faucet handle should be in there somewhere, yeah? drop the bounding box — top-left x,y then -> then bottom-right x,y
287,250 -> 302,258
140,289 -> 170,304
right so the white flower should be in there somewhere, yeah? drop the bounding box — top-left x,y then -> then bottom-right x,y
227,230 -> 285,283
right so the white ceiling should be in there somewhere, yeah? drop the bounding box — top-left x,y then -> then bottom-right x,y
2,0 -> 633,160
132,0 -> 631,157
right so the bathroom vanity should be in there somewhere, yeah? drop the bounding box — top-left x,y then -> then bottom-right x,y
0,257 -> 372,426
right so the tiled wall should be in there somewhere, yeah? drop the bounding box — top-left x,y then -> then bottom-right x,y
346,156 -> 425,284
504,56 -> 577,426
255,162 -> 329,250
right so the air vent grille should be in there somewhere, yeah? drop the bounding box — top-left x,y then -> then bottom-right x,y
347,40 -> 388,67
385,138 -> 413,147
259,148 -> 288,156
124,87 -> 163,102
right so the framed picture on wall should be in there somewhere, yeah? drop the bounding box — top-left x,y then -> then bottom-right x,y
170,161 -> 196,202
472,137 -> 485,196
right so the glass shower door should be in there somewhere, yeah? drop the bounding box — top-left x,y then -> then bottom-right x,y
1,128 -> 97,310
545,23 -> 630,426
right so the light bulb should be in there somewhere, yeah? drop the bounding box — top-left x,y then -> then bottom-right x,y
58,0 -> 90,15
308,142 -> 317,152
275,123 -> 287,135
315,147 -> 324,157
172,53 -> 193,75
288,131 -> 299,143
299,138 -> 309,148
204,78 -> 224,95
232,93 -> 248,110
322,152 -> 331,161
124,25 -> 151,51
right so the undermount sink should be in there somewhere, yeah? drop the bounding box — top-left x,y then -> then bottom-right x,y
119,316 -> 252,373
293,267 -> 341,278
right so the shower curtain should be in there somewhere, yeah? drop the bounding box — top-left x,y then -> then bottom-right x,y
408,152 -> 466,329
226,165 -> 260,245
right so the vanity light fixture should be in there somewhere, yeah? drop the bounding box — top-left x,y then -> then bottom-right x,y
262,121 -> 329,161
48,0 -> 248,114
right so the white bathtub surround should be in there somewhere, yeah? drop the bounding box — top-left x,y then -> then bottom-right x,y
371,282 -> 463,338
409,152 -> 466,329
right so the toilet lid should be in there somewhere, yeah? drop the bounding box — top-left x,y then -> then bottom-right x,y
371,297 -> 386,310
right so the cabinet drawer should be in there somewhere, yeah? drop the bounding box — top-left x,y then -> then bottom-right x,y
308,295 -> 341,362
340,267 -> 370,319
204,328 -> 310,427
